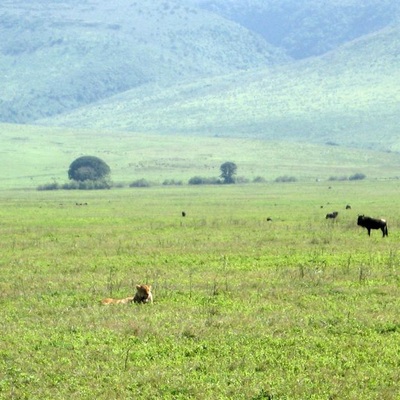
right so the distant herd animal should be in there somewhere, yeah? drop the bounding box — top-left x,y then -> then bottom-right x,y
357,215 -> 388,237
99,208 -> 388,307
101,284 -> 153,305
326,211 -> 338,219
322,205 -> 389,238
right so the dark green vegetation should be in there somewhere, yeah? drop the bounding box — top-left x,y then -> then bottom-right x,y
1,181 -> 400,399
0,0 -> 286,123
1,0 -> 400,150
199,0 -> 400,58
68,156 -> 110,182
219,161 -> 237,184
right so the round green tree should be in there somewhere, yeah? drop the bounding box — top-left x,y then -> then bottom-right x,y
68,156 -> 110,182
220,161 -> 237,184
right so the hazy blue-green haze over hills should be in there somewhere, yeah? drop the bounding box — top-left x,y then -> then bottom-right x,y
1,0 -> 400,187
1,0 -> 287,123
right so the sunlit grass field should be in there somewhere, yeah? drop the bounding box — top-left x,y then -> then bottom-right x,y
2,123 -> 400,190
1,181 -> 400,399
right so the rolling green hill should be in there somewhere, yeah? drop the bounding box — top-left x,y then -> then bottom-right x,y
1,0 -> 400,168
40,24 -> 400,151
0,0 -> 287,123
195,0 -> 400,58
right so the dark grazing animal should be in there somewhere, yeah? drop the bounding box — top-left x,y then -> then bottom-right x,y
326,211 -> 338,219
182,211 -> 186,217
346,204 -> 351,210
357,215 -> 388,237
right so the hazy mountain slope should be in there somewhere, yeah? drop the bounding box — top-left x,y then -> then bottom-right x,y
2,0 -> 399,125
0,0 -> 287,123
196,0 -> 400,58
2,0 -> 400,151
40,25 -> 400,150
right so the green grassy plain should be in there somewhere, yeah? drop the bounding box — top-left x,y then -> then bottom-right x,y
1,181 -> 400,399
2,123 -> 400,190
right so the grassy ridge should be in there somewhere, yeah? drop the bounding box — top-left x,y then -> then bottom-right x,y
2,123 -> 400,190
197,0 -> 400,58
1,182 -> 400,398
0,0 -> 284,123
42,26 -> 400,150
2,0 -> 400,152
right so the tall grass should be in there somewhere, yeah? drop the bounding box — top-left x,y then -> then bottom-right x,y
1,181 -> 399,399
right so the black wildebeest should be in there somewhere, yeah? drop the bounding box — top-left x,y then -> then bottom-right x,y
326,211 -> 338,219
182,211 -> 186,217
357,215 -> 388,237
346,204 -> 351,210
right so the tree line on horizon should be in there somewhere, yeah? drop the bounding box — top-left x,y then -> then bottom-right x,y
36,155 -> 365,191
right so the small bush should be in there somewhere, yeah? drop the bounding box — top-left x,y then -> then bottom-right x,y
328,176 -> 348,181
37,182 -> 60,191
62,179 -> 111,190
253,176 -> 266,183
236,176 -> 250,184
129,178 -> 152,188
62,180 -> 79,190
349,173 -> 366,181
162,179 -> 183,186
188,176 -> 203,185
188,176 -> 220,185
275,175 -> 297,183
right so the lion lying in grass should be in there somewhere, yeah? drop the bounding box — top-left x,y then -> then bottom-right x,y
101,284 -> 153,305
133,284 -> 153,304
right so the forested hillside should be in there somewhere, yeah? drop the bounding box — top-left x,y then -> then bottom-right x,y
1,0 -> 399,150
40,24 -> 400,151
195,0 -> 400,58
0,0 -> 286,123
